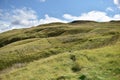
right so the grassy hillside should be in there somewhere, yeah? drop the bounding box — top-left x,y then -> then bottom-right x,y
0,21 -> 120,80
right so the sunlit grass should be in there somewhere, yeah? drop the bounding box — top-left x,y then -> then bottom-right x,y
0,21 -> 120,80
1,42 -> 120,80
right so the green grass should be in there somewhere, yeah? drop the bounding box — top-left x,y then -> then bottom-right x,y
0,21 -> 120,80
0,41 -> 120,80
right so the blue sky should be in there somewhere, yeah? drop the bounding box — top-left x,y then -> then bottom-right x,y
0,0 -> 120,32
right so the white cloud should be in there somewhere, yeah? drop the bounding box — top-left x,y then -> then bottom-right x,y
39,0 -> 46,2
0,8 -> 40,33
11,8 -> 38,26
113,14 -> 120,20
0,8 -> 39,27
0,21 -> 10,33
114,0 -> 120,6
0,8 -> 67,33
113,0 -> 120,8
63,14 -> 78,21
39,14 -> 67,24
63,11 -> 120,22
63,11 -> 112,22
106,7 -> 114,12
0,8 -> 120,33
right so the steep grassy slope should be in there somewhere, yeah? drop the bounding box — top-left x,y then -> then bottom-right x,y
0,21 -> 120,80
0,40 -> 120,80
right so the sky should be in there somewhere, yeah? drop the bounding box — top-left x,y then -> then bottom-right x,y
0,0 -> 120,33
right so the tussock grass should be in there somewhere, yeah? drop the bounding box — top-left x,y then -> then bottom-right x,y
1,42 -> 119,80
0,21 -> 120,80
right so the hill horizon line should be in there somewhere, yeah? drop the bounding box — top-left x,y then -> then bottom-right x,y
1,20 -> 120,34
